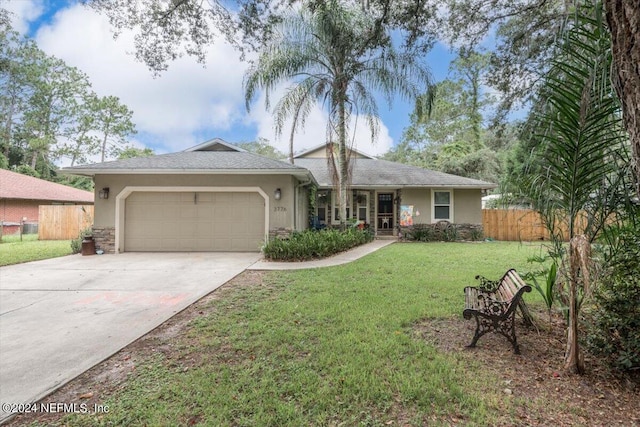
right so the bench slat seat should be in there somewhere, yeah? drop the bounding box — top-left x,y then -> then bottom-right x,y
463,269 -> 532,354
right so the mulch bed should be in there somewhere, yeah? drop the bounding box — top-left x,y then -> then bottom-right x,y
414,314 -> 639,426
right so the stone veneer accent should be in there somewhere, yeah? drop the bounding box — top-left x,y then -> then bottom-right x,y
269,227 -> 293,239
92,226 -> 116,254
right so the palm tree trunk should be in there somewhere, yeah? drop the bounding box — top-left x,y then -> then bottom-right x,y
564,276 -> 584,374
337,97 -> 348,231
564,235 -> 588,375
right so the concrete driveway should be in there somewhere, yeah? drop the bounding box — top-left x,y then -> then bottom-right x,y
0,252 -> 260,421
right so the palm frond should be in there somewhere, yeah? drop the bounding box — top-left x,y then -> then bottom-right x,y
524,2 -> 626,243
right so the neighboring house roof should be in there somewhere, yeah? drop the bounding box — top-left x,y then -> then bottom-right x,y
0,169 -> 94,202
294,157 -> 497,189
63,139 -> 314,181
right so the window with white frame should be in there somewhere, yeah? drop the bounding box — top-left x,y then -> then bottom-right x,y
356,192 -> 369,223
316,191 -> 328,224
432,190 -> 453,222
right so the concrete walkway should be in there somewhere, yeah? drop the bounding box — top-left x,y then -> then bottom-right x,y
248,239 -> 395,270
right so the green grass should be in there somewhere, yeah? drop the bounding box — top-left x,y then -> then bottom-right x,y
44,242 -> 547,426
0,234 -> 73,266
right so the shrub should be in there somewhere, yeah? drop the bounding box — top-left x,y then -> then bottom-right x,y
470,227 -> 483,242
441,225 -> 459,242
407,225 -> 434,242
70,237 -> 82,254
585,225 -> 640,374
262,228 -> 374,261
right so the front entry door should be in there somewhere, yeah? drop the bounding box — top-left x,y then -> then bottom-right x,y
377,193 -> 393,232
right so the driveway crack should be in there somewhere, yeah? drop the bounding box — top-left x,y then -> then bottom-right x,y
0,301 -> 39,317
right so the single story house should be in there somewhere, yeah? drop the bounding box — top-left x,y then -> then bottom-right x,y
294,144 -> 496,237
63,138 -> 496,253
0,169 -> 94,235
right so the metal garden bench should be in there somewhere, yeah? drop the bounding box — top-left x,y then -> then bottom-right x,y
463,269 -> 533,354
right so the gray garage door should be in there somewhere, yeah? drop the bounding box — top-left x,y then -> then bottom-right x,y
125,191 -> 265,252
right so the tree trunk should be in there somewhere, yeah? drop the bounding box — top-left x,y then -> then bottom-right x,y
101,129 -> 109,163
564,278 -> 584,374
563,235 -> 590,375
605,1 -> 640,198
337,98 -> 348,231
2,95 -> 15,158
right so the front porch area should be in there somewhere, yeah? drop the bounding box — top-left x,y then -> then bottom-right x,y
314,189 -> 403,237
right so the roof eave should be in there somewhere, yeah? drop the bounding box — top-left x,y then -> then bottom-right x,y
313,183 -> 497,190
61,168 -> 314,180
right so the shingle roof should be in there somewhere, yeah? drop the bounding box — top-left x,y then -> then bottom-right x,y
294,157 -> 496,189
64,151 -> 310,176
61,138 -> 494,189
0,169 -> 94,202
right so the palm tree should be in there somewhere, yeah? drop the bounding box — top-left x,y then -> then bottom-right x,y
244,0 -> 434,229
522,3 -> 629,374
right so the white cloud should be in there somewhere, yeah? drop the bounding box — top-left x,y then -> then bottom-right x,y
1,0 -> 43,34
34,3 -> 249,153
247,84 -> 393,158
18,1 -> 395,159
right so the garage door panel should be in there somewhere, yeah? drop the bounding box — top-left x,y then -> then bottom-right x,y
196,205 -> 214,217
247,222 -> 264,234
127,204 -> 152,218
162,225 -> 180,238
232,238 -> 259,251
196,222 -> 214,235
179,193 -> 195,202
212,239 -> 230,251
125,191 -> 264,252
179,206 -> 197,219
214,193 -> 233,203
175,224 -> 191,238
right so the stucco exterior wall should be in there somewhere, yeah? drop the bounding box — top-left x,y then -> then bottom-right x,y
400,189 -> 431,224
453,189 -> 483,223
93,174 -> 300,230
399,188 -> 483,224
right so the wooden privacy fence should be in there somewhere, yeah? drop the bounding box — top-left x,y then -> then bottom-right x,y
38,205 -> 94,240
482,209 -> 588,241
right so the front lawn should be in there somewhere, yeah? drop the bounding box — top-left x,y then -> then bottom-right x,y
16,242 -> 635,426
0,234 -> 72,266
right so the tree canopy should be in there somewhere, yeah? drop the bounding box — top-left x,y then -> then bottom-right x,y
86,0 -> 640,194
0,11 -> 138,187
244,0 -> 434,227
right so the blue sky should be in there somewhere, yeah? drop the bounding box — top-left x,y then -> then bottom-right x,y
4,0 -> 462,160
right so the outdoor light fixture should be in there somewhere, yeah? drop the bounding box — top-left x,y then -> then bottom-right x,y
98,187 -> 110,199
274,188 -> 282,201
